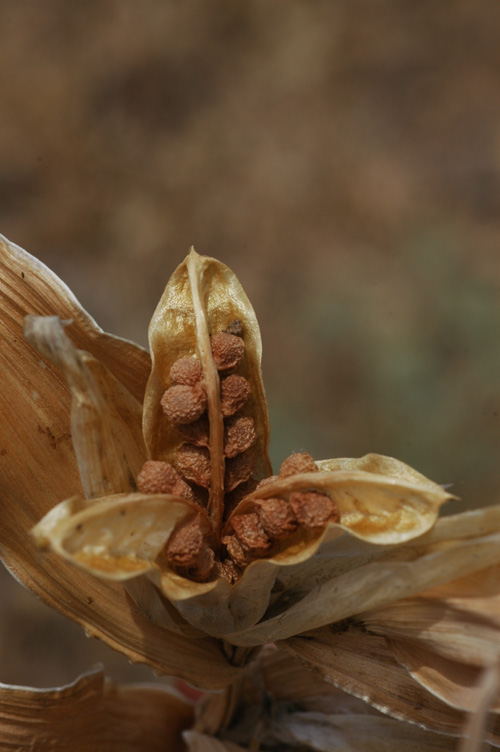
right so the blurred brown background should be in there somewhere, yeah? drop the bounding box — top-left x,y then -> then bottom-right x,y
1,1 -> 500,688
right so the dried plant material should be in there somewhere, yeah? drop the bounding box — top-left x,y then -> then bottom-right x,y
176,415 -> 210,447
161,383 -> 207,424
24,315 -> 146,498
32,493 -> 207,580
289,490 -> 339,527
224,450 -> 256,492
279,451 -> 318,478
210,331 -> 245,371
170,356 -> 204,386
0,669 -> 193,752
5,234 -> 500,746
458,663 -> 500,752
223,416 -> 256,458
255,497 -> 298,539
166,515 -> 215,577
220,374 -> 250,417
137,460 -> 194,499
175,444 -> 212,488
231,512 -> 271,553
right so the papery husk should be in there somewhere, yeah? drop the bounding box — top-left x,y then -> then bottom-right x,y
24,315 -> 146,497
0,669 -> 193,752
280,626 -> 473,737
362,562 -> 500,714
143,249 -> 272,532
0,235 -> 236,688
228,463 -> 450,544
225,509 -> 500,646
32,492 -> 205,579
144,249 -> 270,474
32,452 -> 453,639
265,709 -> 458,751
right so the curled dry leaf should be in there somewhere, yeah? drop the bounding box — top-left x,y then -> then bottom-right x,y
0,669 -> 193,752
3,234 -> 500,747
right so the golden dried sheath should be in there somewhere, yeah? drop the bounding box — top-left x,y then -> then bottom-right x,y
143,249 -> 272,535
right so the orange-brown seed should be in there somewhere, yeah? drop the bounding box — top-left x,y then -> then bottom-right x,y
279,451 -> 318,478
169,356 -> 203,386
166,516 -> 204,568
224,416 -> 256,458
231,512 -> 271,552
211,331 -> 245,371
161,384 -> 207,424
255,497 -> 297,539
166,516 -> 215,580
289,491 -> 339,527
174,444 -> 211,488
214,558 -> 241,584
220,374 -> 250,416
136,460 -> 194,500
222,534 -> 251,569
225,450 -> 255,492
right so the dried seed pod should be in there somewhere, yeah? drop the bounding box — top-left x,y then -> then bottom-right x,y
175,415 -> 210,447
220,374 -> 250,417
174,444 -> 211,488
169,356 -> 204,386
224,416 -> 256,458
232,512 -> 271,553
210,331 -> 245,371
225,450 -> 255,492
144,250 -> 273,542
279,451 -> 318,478
255,497 -> 297,539
161,384 -> 207,424
136,460 -> 194,500
288,490 -> 339,527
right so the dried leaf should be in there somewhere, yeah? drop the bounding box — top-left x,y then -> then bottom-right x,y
281,627 -> 468,737
24,315 -> 146,497
267,709 -> 457,751
0,669 -> 193,752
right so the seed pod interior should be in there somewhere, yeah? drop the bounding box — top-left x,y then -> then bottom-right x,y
143,249 -> 272,537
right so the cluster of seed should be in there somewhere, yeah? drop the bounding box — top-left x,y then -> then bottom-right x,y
222,452 -> 339,570
161,326 -> 256,494
136,321 -> 256,581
